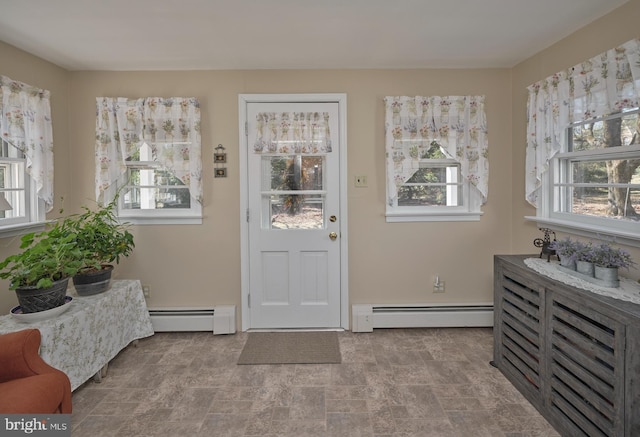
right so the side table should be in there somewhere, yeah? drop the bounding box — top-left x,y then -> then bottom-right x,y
0,279 -> 154,390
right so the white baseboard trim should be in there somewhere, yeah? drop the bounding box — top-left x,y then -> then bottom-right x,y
352,303 -> 494,332
148,305 -> 236,335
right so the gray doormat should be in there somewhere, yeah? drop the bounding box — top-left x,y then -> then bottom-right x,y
238,331 -> 341,365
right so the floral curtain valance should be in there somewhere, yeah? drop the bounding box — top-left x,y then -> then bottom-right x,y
95,97 -> 202,204
384,95 -> 489,206
253,112 -> 332,154
0,75 -> 54,211
525,38 -> 640,207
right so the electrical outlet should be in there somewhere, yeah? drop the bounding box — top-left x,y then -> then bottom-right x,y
433,276 -> 445,293
142,285 -> 150,298
354,175 -> 368,187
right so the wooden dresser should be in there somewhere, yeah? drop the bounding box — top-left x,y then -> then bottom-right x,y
493,255 -> 640,437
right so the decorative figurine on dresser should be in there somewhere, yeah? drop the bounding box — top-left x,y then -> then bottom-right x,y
533,227 -> 558,262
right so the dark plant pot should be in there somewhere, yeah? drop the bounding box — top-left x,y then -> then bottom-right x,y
73,265 -> 113,296
15,277 -> 69,314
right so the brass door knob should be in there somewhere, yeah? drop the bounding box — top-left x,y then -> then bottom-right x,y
329,232 -> 338,241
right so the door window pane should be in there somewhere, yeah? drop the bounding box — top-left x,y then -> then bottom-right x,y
261,155 -> 326,229
265,194 -> 324,229
263,156 -> 324,191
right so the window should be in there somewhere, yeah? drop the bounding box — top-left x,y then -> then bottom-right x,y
118,142 -> 200,223
395,141 -> 462,207
0,138 -> 44,233
384,96 -> 488,222
96,97 -> 202,225
526,38 -> 640,245
546,109 -> 640,238
0,76 -> 52,236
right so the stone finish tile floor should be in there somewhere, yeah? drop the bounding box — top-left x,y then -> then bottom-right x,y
71,328 -> 561,436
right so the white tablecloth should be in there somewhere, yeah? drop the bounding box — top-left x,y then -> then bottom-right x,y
0,279 -> 154,390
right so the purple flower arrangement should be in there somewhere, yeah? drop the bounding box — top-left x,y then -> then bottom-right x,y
550,238 -> 635,269
549,237 -> 580,263
588,242 -> 635,269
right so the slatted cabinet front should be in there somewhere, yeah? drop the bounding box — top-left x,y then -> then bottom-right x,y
495,264 -> 545,403
494,255 -> 639,437
547,293 -> 625,437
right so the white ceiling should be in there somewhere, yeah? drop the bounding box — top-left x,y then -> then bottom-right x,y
0,0 -> 628,71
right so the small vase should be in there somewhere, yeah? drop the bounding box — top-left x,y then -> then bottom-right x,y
559,257 -> 576,271
576,261 -> 595,277
594,265 -> 619,287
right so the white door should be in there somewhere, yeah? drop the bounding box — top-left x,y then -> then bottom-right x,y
242,98 -> 344,329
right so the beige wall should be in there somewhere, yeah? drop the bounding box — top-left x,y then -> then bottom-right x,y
510,0 -> 640,278
66,68 -> 513,316
0,0 -> 638,320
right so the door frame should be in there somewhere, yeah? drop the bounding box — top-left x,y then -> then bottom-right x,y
238,93 -> 349,331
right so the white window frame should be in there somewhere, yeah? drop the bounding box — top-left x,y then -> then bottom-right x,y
116,141 -> 202,225
383,95 -> 488,224
0,139 -> 46,237
527,110 -> 640,247
385,146 -> 483,222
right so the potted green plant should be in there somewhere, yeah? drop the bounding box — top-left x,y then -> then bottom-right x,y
0,222 -> 84,313
65,198 -> 135,295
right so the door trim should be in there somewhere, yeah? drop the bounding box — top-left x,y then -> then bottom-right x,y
239,93 -> 349,331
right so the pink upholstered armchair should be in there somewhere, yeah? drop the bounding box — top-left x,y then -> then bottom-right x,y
0,329 -> 72,414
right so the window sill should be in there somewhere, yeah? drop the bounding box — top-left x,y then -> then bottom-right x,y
0,221 -> 49,239
386,211 -> 483,223
525,216 -> 640,248
117,215 -> 202,226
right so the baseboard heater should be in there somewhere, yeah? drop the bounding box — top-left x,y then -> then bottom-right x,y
148,305 -> 236,335
351,303 -> 493,332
